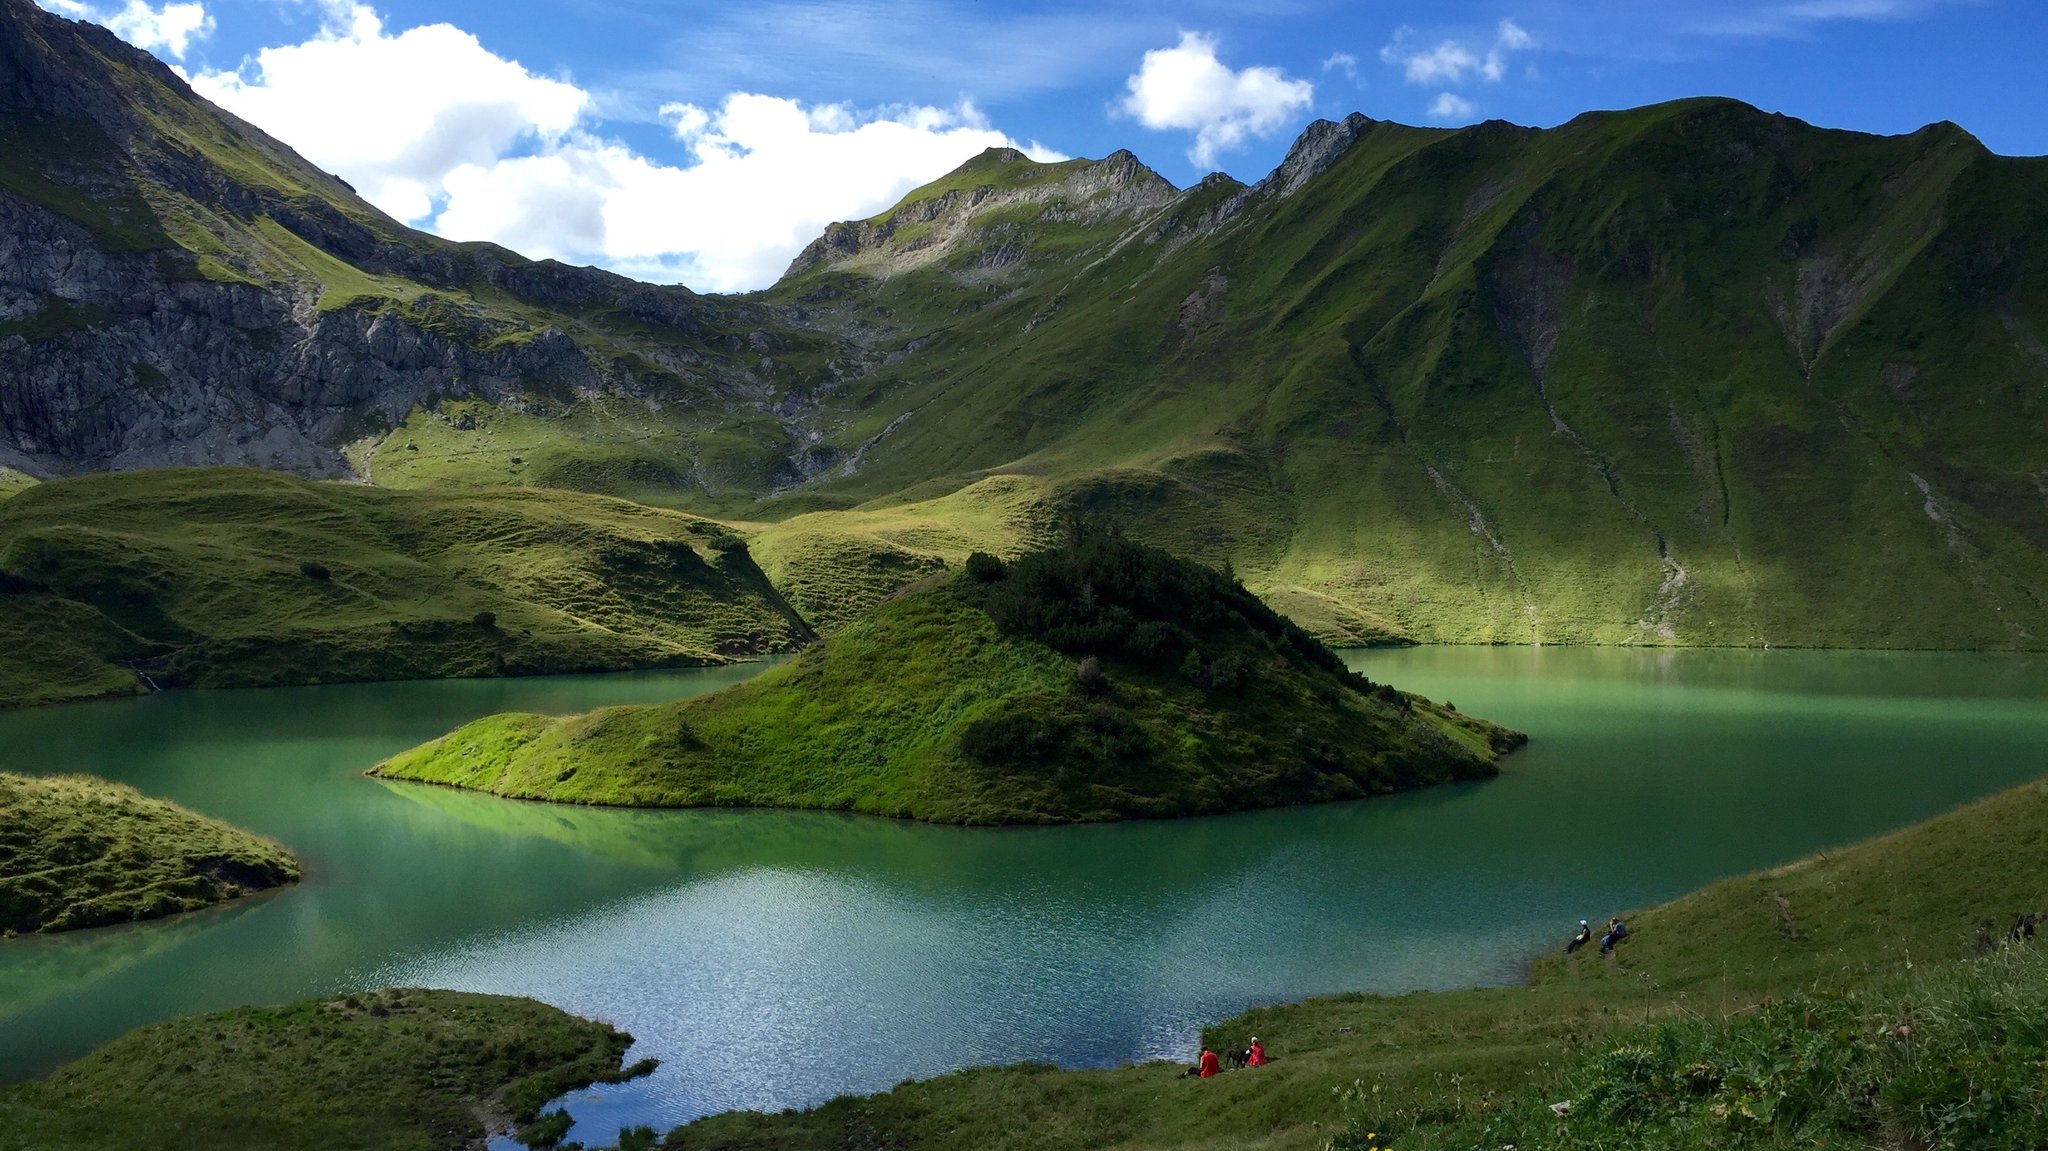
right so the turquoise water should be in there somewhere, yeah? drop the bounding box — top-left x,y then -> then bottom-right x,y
0,648 -> 2043,1140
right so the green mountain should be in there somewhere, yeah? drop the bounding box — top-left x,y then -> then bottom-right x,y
0,771 -> 297,934
739,105 -> 2048,649
5,0 -> 2045,651
375,531 -> 1521,823
0,468 -> 810,709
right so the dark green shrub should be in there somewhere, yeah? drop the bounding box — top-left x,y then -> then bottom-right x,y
299,562 -> 331,580
516,1109 -> 573,1148
473,610 -> 498,630
957,523 -> 1351,680
965,551 -> 1007,582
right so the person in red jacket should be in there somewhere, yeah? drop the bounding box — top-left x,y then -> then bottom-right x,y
1247,1037 -> 1266,1068
1198,1047 -> 1221,1078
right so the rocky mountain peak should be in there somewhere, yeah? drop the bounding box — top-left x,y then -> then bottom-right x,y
1259,113 -> 1378,200
779,148 -> 1179,283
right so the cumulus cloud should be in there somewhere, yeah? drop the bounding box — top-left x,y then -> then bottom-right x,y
1428,92 -> 1479,122
191,5 -> 586,223
1119,31 -> 1313,168
36,0 -> 213,59
1322,51 -> 1359,80
438,97 -> 1064,291
1381,19 -> 1533,86
182,3 -> 1060,291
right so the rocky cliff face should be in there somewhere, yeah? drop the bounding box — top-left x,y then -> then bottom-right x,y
1,187 -> 625,474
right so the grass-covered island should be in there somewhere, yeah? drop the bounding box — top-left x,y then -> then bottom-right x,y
0,988 -> 654,1151
0,772 -> 298,934
375,530 -> 1524,823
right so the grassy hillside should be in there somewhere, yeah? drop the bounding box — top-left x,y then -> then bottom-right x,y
0,988 -> 653,1151
661,776 -> 2048,1151
0,468 -> 810,709
0,468 -> 34,500
0,772 -> 297,934
376,530 -> 1520,823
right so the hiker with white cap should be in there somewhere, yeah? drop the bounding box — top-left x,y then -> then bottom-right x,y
1564,919 -> 1592,953
1246,1037 -> 1266,1067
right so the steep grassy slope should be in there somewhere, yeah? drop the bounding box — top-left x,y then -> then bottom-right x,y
0,468 -> 810,708
739,103 -> 2048,650
376,531 -> 1519,823
0,988 -> 651,1151
663,776 -> 2048,1151
0,772 -> 297,934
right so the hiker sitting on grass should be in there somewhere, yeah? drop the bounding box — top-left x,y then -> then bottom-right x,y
1198,1046 -> 1221,1079
1564,919 -> 1592,954
1600,916 -> 1629,954
1247,1037 -> 1266,1067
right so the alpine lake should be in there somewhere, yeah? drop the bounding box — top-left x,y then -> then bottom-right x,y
2,647 -> 2044,1143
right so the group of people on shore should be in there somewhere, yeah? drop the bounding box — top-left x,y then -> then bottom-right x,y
1564,916 -> 1630,955
1190,1037 -> 1265,1078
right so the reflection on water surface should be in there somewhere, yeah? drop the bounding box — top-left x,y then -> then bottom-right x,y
2,648 -> 2043,1136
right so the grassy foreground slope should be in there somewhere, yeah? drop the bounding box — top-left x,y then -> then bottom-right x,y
0,772 -> 297,934
0,988 -> 651,1151
377,531 -> 1520,824
665,778 -> 2048,1151
0,468 -> 811,709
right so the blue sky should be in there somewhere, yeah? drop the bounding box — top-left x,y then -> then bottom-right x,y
41,0 -> 2047,291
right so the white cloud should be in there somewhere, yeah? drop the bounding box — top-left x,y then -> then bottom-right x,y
1322,51 -> 1359,80
1383,37 -> 1481,85
437,97 -> 1064,292
1685,0 -> 1941,37
191,5 -> 586,224
1381,19 -> 1534,87
36,0 -> 214,59
1118,32 -> 1314,168
1428,92 -> 1479,122
183,4 -> 1061,292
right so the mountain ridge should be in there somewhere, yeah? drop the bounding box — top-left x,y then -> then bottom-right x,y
4,0 -> 2046,652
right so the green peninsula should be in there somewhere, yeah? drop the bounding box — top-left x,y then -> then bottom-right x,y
0,988 -> 651,1151
376,531 -> 1523,824
0,772 -> 298,934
